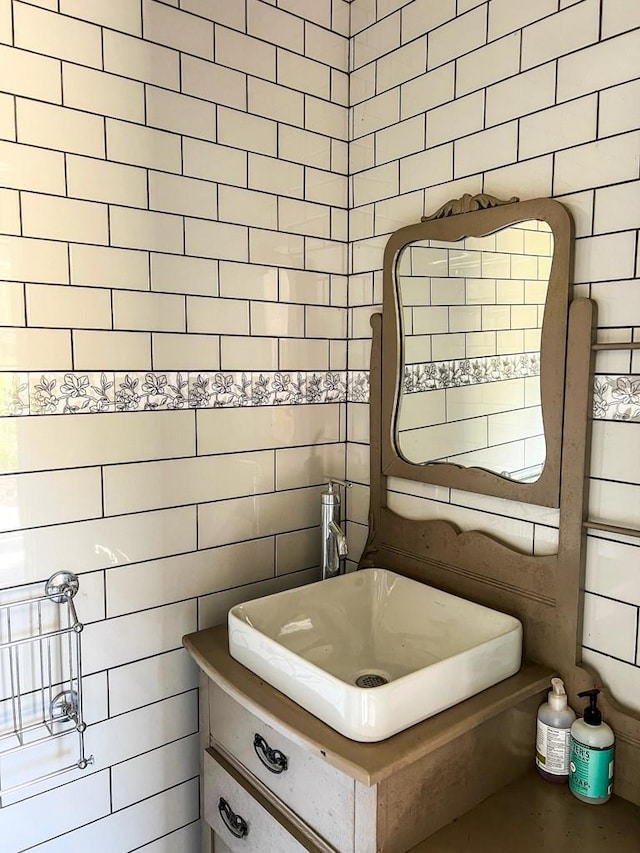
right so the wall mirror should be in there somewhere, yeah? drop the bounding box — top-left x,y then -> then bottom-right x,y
381,194 -> 574,508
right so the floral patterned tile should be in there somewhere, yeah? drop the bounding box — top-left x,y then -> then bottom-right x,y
252,372 -> 306,406
403,353 -> 540,394
306,371 -> 346,404
347,371 -> 370,403
0,373 -> 29,416
29,372 -> 115,415
114,372 -> 189,412
593,376 -> 640,422
188,372 -> 252,408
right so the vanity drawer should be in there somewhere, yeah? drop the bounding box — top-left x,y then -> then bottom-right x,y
210,683 -> 355,852
204,747 -> 311,853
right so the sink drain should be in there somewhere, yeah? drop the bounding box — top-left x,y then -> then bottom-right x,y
355,673 -> 389,688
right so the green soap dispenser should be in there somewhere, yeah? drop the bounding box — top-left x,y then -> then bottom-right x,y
568,689 -> 615,804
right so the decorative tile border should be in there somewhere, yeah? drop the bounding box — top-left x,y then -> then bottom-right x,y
403,353 -> 540,394
0,371 -> 371,417
593,376 -> 640,422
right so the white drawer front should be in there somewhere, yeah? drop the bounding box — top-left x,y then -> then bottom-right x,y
204,749 -> 307,853
210,684 -> 355,853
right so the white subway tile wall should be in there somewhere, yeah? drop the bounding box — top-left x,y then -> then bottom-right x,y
1,0 -> 640,848
0,0 -> 349,849
347,0 -> 640,719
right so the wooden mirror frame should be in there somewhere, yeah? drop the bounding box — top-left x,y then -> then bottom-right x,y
381,193 -> 574,508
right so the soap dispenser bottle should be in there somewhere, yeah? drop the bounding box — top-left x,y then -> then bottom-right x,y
535,677 -> 575,783
569,689 -> 615,804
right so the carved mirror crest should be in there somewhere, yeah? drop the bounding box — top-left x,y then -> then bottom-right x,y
381,194 -> 574,508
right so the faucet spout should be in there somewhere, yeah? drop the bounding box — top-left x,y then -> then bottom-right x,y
328,520 -> 348,557
320,480 -> 351,579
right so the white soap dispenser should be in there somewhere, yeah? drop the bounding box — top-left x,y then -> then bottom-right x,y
535,677 -> 575,783
569,689 -> 615,804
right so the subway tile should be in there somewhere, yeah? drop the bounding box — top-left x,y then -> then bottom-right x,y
250,301 -> 304,337
0,235 -> 68,284
113,290 -> 185,333
0,0 -> 11,43
183,137 -> 246,186
488,0 -> 557,41
181,55 -> 246,111
583,592 -> 637,662
215,25 -> 275,80
332,0 -> 350,37
521,0 -> 600,70
594,181 -> 640,234
454,121 -> 518,178
352,88 -> 399,138
142,0 -> 213,59
63,64 -> 144,125
187,296 -> 248,335
217,106 -> 277,157
146,85 -> 216,141
354,13 -> 400,69
220,335 -> 278,369
280,338 -> 328,369
602,0 -> 640,38
278,0 -> 330,26
182,0 -> 245,29
352,162 -> 399,207
332,68 -> 349,107
135,823 -> 200,853
108,538 -> 275,615
561,29 -> 640,104
14,2 -> 101,69
426,90 -> 484,148
70,245 -> 149,291
106,119 -> 181,173
0,772 -> 110,852
248,76 -> 304,126
554,133 -> 640,194
0,140 -> 65,194
581,649 -> 640,715
249,228 -> 305,269
198,404 -> 340,454
305,168 -> 347,207
199,488 -> 319,549
111,735 -> 199,812
152,332 -> 220,370
66,154 -> 147,208
428,5 -> 487,70
103,29 -> 179,90
456,33 -> 520,97
151,253 -> 218,297
306,236 -> 347,274
60,0 -> 142,35
349,135 -> 375,174
484,155 -> 553,201
26,283 -> 111,330
305,96 -> 348,141
519,95 -> 597,160
110,207 -> 183,255
149,171 -> 217,219
104,450 -> 273,515
73,330 -> 151,369
400,144 -> 454,197
249,154 -> 304,198
376,115 -> 424,165
219,261 -> 278,301
279,198 -> 330,239
279,268 -> 330,305
22,194 -> 108,244
375,192 -> 423,236
276,527 -> 319,575
400,64 -> 455,122
0,92 -> 15,141
0,328 -> 71,371
485,62 -> 556,127
108,649 -> 197,717
275,442 -> 344,490
585,536 -> 640,607
247,0 -> 303,53
0,280 -> 25,326
279,125 -> 331,170
377,37 -> 426,95
599,80 -> 640,138
185,219 -> 248,262
306,23 -> 348,72
401,0 -> 456,43
17,99 -> 104,158
218,185 -> 278,230
574,232 -> 636,283
351,64 -> 376,106
0,44 -> 61,103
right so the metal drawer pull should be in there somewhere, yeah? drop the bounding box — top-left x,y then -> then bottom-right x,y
253,733 -> 289,774
218,797 -> 249,839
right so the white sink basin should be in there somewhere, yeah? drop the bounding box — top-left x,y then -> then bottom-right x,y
228,568 -> 522,742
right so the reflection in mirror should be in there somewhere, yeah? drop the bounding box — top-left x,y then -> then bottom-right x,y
396,220 -> 553,482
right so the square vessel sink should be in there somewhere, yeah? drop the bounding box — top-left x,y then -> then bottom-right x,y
228,568 -> 522,742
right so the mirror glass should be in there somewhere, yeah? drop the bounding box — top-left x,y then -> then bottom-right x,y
395,220 -> 553,482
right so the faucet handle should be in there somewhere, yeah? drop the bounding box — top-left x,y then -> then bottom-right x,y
324,477 -> 352,492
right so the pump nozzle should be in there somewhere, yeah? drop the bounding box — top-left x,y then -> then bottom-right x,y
578,688 -> 602,726
548,677 -> 568,710
551,678 -> 566,696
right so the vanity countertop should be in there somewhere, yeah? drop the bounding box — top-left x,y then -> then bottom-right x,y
184,624 -> 553,787
411,768 -> 640,852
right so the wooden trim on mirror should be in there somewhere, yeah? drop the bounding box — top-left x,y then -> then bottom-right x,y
381,194 -> 574,508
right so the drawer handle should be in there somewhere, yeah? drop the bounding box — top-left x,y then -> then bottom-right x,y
253,733 -> 289,774
218,797 -> 249,839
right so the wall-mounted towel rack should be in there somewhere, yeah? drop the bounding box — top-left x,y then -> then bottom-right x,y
0,571 -> 93,802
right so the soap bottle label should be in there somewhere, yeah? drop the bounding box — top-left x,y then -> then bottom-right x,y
569,740 -> 614,798
536,720 -> 570,775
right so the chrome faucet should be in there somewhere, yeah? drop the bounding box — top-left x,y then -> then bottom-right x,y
321,479 -> 351,579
